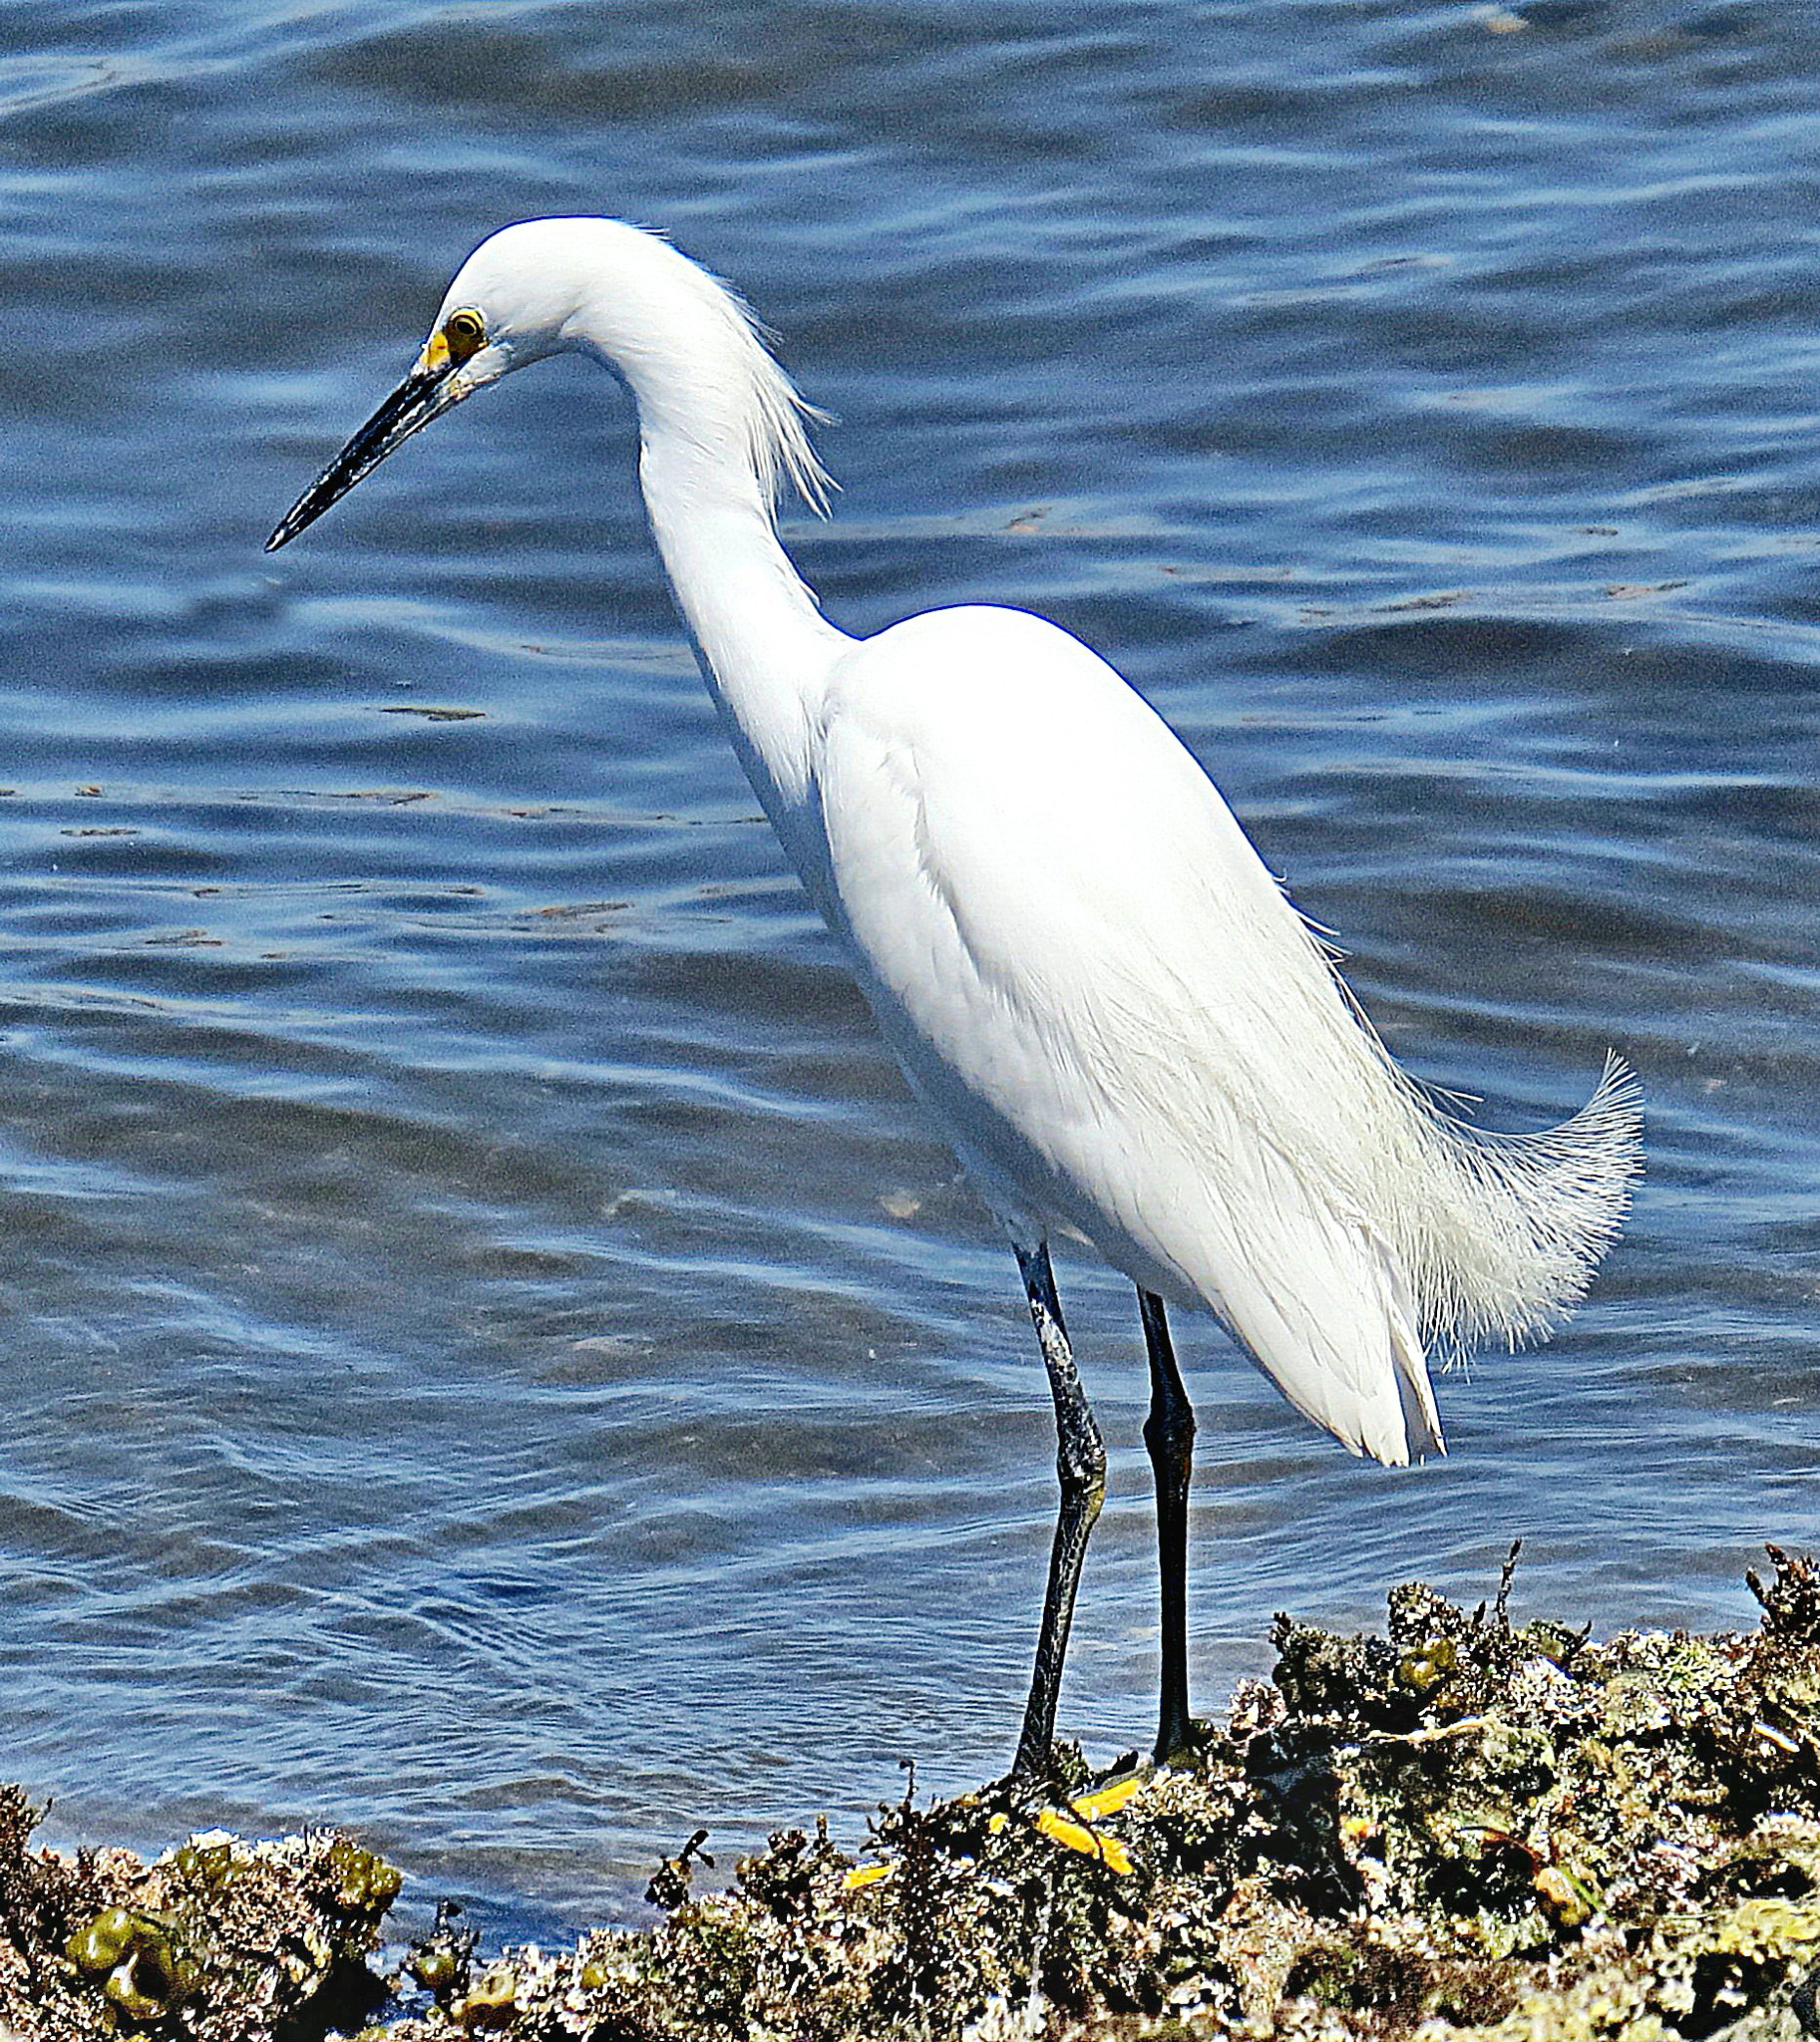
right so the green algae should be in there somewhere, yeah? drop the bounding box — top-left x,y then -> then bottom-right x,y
7,1547 -> 1820,2039
0,1798 -> 397,2038
63,1903 -> 198,2022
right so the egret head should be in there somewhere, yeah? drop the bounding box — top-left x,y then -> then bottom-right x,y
267,217 -> 830,552
265,222 -> 584,552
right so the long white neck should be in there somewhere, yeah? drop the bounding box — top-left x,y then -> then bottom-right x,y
514,223 -> 853,854
635,427 -> 849,830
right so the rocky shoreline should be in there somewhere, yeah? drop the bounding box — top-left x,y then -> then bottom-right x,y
6,1547 -> 1819,2040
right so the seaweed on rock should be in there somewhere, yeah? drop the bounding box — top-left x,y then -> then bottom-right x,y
0,1794 -> 397,2038
8,1548 -> 1820,2040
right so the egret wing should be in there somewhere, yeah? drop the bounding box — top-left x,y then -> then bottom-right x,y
817,605 -> 1442,1466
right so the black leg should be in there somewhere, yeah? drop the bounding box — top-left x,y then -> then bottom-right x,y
1009,1239 -> 1107,1787
1139,1287 -> 1196,1762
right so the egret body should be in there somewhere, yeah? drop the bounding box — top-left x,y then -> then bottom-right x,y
268,218 -> 1641,1782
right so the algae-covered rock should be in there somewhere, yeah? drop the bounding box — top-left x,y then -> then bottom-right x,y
9,1547 -> 1820,2039
366,1546 -> 1820,2041
0,1790 -> 397,2039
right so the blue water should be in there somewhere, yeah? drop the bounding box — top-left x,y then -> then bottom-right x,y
2,0 -> 1818,1935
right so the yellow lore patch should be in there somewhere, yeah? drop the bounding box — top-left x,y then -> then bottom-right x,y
418,306 -> 487,377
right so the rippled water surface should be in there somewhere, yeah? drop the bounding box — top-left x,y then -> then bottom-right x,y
3,0 -> 1819,1932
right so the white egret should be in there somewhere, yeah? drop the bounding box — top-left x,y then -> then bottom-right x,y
268,218 -> 1641,1784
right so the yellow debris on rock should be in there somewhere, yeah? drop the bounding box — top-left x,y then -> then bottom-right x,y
1033,1806 -> 1133,1874
1069,1773 -> 1144,1823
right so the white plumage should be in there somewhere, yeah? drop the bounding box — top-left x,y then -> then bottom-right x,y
818,602 -> 1636,1465
268,216 -> 1642,1776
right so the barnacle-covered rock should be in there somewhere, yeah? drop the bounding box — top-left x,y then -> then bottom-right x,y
8,1548 -> 1820,2038
0,1790 -> 397,2038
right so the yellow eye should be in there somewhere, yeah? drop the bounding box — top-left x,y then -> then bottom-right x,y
444,307 -> 487,363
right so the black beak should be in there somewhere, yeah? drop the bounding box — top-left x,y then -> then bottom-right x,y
265,360 -> 466,552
